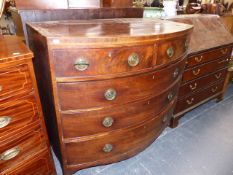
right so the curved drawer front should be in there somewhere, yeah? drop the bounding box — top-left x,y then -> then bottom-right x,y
175,81 -> 224,114
0,96 -> 39,138
0,64 -> 33,101
53,44 -> 155,77
64,105 -> 174,166
187,46 -> 232,68
61,81 -> 179,138
157,36 -> 188,65
0,127 -> 47,174
57,57 -> 185,110
182,57 -> 229,82
178,68 -> 227,98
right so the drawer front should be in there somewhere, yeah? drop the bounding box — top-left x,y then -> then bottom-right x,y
61,81 -> 179,138
0,96 -> 39,138
53,45 -> 155,77
178,69 -> 227,98
65,105 -> 174,166
0,64 -> 33,101
57,57 -> 185,110
157,36 -> 188,65
183,57 -> 229,82
3,150 -> 54,175
187,47 -> 232,68
175,81 -> 224,114
0,127 -> 47,174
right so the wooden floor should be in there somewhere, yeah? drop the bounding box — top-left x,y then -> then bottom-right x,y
54,84 -> 233,175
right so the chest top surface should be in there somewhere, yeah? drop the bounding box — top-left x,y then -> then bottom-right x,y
0,36 -> 33,62
27,18 -> 193,45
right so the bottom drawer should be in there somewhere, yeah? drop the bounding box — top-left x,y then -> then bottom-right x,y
0,125 -> 47,174
2,150 -> 54,175
175,81 -> 224,114
64,102 -> 174,167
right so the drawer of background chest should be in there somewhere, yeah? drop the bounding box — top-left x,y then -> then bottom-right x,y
182,57 -> 229,82
57,57 -> 185,110
64,106 -> 174,166
178,68 -> 227,98
186,47 -> 232,68
61,81 -> 179,138
0,126 -> 47,174
4,150 -> 54,175
0,95 -> 39,139
156,36 -> 189,65
0,64 -> 33,101
53,44 -> 155,77
174,81 -> 224,114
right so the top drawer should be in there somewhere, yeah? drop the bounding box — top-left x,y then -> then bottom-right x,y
156,36 -> 188,65
186,47 -> 232,68
53,45 -> 155,77
0,64 -> 33,101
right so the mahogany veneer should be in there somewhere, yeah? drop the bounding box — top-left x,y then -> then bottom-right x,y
0,36 -> 55,175
26,18 -> 193,175
167,15 -> 233,128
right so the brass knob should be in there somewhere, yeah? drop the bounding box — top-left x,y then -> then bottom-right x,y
0,116 -> 12,129
103,144 -> 113,153
128,53 -> 140,67
74,58 -> 89,71
167,92 -> 174,102
167,47 -> 174,58
173,68 -> 179,78
102,117 -> 114,128
104,89 -> 117,101
0,147 -> 20,161
0,85 -> 2,92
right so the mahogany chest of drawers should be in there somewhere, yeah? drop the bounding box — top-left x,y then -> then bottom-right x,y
168,15 -> 233,127
26,19 -> 193,175
0,36 -> 55,174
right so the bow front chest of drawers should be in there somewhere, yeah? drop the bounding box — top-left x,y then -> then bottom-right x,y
0,36 -> 55,174
26,19 -> 193,175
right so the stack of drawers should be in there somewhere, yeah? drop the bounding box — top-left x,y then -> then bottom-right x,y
172,46 -> 233,126
0,36 -> 55,175
27,19 -> 193,174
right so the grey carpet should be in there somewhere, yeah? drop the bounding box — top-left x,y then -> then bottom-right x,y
54,84 -> 233,175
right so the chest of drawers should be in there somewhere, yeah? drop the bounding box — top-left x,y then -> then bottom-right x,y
0,36 -> 55,175
26,18 -> 193,175
168,15 -> 233,127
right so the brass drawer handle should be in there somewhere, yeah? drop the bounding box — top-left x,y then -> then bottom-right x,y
211,87 -> 218,93
173,68 -> 179,78
0,85 -> 2,92
104,89 -> 117,101
221,48 -> 228,55
167,47 -> 174,58
103,144 -> 113,153
0,116 -> 12,129
218,59 -> 229,64
186,98 -> 194,105
189,83 -> 197,90
0,147 -> 20,161
128,53 -> 140,67
102,117 -> 114,128
167,92 -> 174,102
74,58 -> 90,71
215,73 -> 222,79
192,69 -> 201,76
194,56 -> 203,63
